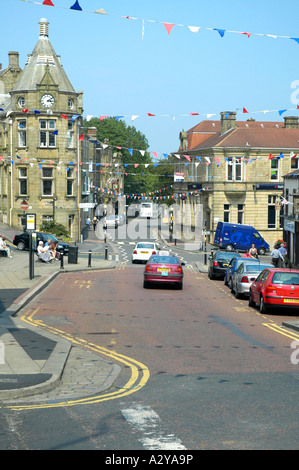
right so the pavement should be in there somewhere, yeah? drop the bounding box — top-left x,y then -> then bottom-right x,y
0,222 -> 298,403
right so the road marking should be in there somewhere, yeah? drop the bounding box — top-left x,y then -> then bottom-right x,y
121,403 -> 187,450
6,308 -> 150,411
262,322 -> 299,341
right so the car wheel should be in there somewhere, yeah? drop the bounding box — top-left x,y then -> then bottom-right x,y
259,296 -> 268,313
225,244 -> 234,251
208,269 -> 214,280
177,282 -> 183,290
258,247 -> 266,256
17,241 -> 25,250
224,275 -> 228,286
248,291 -> 255,307
143,280 -> 149,288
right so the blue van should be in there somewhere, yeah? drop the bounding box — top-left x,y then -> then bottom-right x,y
213,222 -> 270,255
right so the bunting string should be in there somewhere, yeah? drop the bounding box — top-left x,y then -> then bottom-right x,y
16,0 -> 299,46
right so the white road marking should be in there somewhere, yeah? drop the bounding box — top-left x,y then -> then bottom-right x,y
121,403 -> 187,450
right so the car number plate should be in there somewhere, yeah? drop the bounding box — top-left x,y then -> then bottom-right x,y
157,268 -> 170,272
161,271 -> 168,276
223,263 -> 228,267
141,251 -> 148,254
283,298 -> 299,303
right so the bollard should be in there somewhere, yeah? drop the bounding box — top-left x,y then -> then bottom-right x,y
88,250 -> 92,267
60,253 -> 64,269
105,245 -> 108,260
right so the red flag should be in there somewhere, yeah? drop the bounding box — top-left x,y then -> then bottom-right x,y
163,23 -> 175,34
268,153 -> 274,160
184,155 -> 191,161
22,108 -> 29,113
243,107 -> 249,113
43,0 -> 54,5
190,112 -> 199,115
152,152 -> 158,158
60,114 -> 67,119
147,113 -> 155,116
79,134 -> 84,141
100,115 -> 108,121
241,32 -> 251,38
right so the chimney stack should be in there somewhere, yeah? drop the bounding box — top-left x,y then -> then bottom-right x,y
284,116 -> 299,129
8,51 -> 19,69
220,111 -> 237,134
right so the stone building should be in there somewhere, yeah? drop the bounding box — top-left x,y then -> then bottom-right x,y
282,169 -> 299,266
0,18 -> 86,240
173,111 -> 299,247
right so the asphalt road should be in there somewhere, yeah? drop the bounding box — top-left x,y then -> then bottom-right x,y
1,259 -> 298,450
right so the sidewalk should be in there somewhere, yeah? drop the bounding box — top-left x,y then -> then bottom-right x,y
0,222 -> 118,401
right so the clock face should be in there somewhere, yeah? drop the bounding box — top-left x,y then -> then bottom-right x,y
41,94 -> 55,108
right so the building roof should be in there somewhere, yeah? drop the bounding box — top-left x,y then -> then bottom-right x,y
12,18 -> 75,94
186,118 -> 299,151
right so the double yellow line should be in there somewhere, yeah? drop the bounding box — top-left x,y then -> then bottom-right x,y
7,308 -> 150,411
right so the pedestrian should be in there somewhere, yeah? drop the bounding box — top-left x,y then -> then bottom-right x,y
249,243 -> 259,259
85,216 -> 91,230
242,250 -> 254,258
37,241 -> 51,263
278,243 -> 287,267
92,217 -> 98,231
0,234 -> 12,258
271,245 -> 284,268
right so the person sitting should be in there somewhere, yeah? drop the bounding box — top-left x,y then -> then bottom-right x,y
37,241 -> 51,263
0,234 -> 12,258
242,250 -> 254,258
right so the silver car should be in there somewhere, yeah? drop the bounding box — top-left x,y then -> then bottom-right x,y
231,262 -> 273,298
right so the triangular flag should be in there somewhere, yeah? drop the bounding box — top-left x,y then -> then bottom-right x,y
152,152 -> 158,158
184,155 -> 191,162
190,112 -> 199,115
147,113 -> 155,116
278,109 -> 287,116
70,1 -> 82,11
42,0 -> 54,5
241,32 -> 251,38
95,8 -> 107,14
22,108 -> 29,113
131,115 -> 139,121
51,130 -> 58,135
188,25 -> 200,33
163,23 -> 175,35
268,153 -> 274,160
60,114 -> 67,119
79,134 -> 84,141
100,115 -> 108,121
243,107 -> 249,113
215,29 -> 225,37
290,151 -> 298,159
291,38 -> 299,45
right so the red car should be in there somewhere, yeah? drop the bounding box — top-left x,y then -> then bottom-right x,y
143,253 -> 185,289
249,268 -> 299,313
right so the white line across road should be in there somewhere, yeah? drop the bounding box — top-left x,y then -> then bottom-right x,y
121,403 -> 187,450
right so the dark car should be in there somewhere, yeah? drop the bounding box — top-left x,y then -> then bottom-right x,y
208,250 -> 240,280
144,253 -> 185,290
13,232 -> 69,255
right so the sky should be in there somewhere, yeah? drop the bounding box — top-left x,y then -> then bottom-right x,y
1,0 -> 299,156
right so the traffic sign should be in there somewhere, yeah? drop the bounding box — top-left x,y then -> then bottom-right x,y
20,200 -> 29,210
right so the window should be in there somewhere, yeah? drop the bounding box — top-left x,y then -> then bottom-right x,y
268,195 -> 276,228
42,215 -> 53,224
19,167 -> 27,195
270,159 -> 279,181
66,167 -> 74,196
67,120 -> 74,148
226,157 -> 242,181
291,158 -> 299,170
42,167 -> 53,196
224,204 -> 230,222
39,120 -> 56,147
237,204 -> 244,224
18,120 -> 27,147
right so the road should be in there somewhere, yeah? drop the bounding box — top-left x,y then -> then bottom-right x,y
0,220 -> 298,451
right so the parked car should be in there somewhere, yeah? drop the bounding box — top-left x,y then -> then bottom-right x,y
100,215 -> 125,228
132,242 -> 160,263
208,250 -> 240,280
249,268 -> 299,313
231,262 -> 273,298
223,255 -> 242,286
13,232 -> 69,255
144,253 -> 185,289
213,222 -> 270,255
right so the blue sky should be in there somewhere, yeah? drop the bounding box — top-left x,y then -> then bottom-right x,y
1,0 -> 299,155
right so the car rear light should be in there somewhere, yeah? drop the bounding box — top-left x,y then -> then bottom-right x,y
220,237 -> 222,242
145,265 -> 153,272
133,250 -> 137,254
241,276 -> 249,283
213,261 -> 219,266
152,251 -> 156,255
175,266 -> 182,273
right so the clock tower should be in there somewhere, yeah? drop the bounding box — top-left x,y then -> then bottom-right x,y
0,18 -> 85,240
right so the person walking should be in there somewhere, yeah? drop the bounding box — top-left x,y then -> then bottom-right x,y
92,217 -> 98,231
271,245 -> 284,268
85,216 -> 91,230
278,243 -> 287,267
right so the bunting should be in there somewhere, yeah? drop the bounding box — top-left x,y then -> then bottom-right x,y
16,0 -> 299,47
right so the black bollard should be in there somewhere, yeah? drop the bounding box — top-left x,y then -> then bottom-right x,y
60,253 -> 64,269
88,250 -> 91,267
105,245 -> 108,260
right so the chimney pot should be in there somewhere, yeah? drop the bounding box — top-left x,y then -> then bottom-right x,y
220,111 -> 237,134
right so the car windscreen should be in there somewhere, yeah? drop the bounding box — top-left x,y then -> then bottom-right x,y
44,233 -> 58,242
137,243 -> 155,249
150,256 -> 179,264
216,253 -> 238,262
272,272 -> 299,285
246,264 -> 270,272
